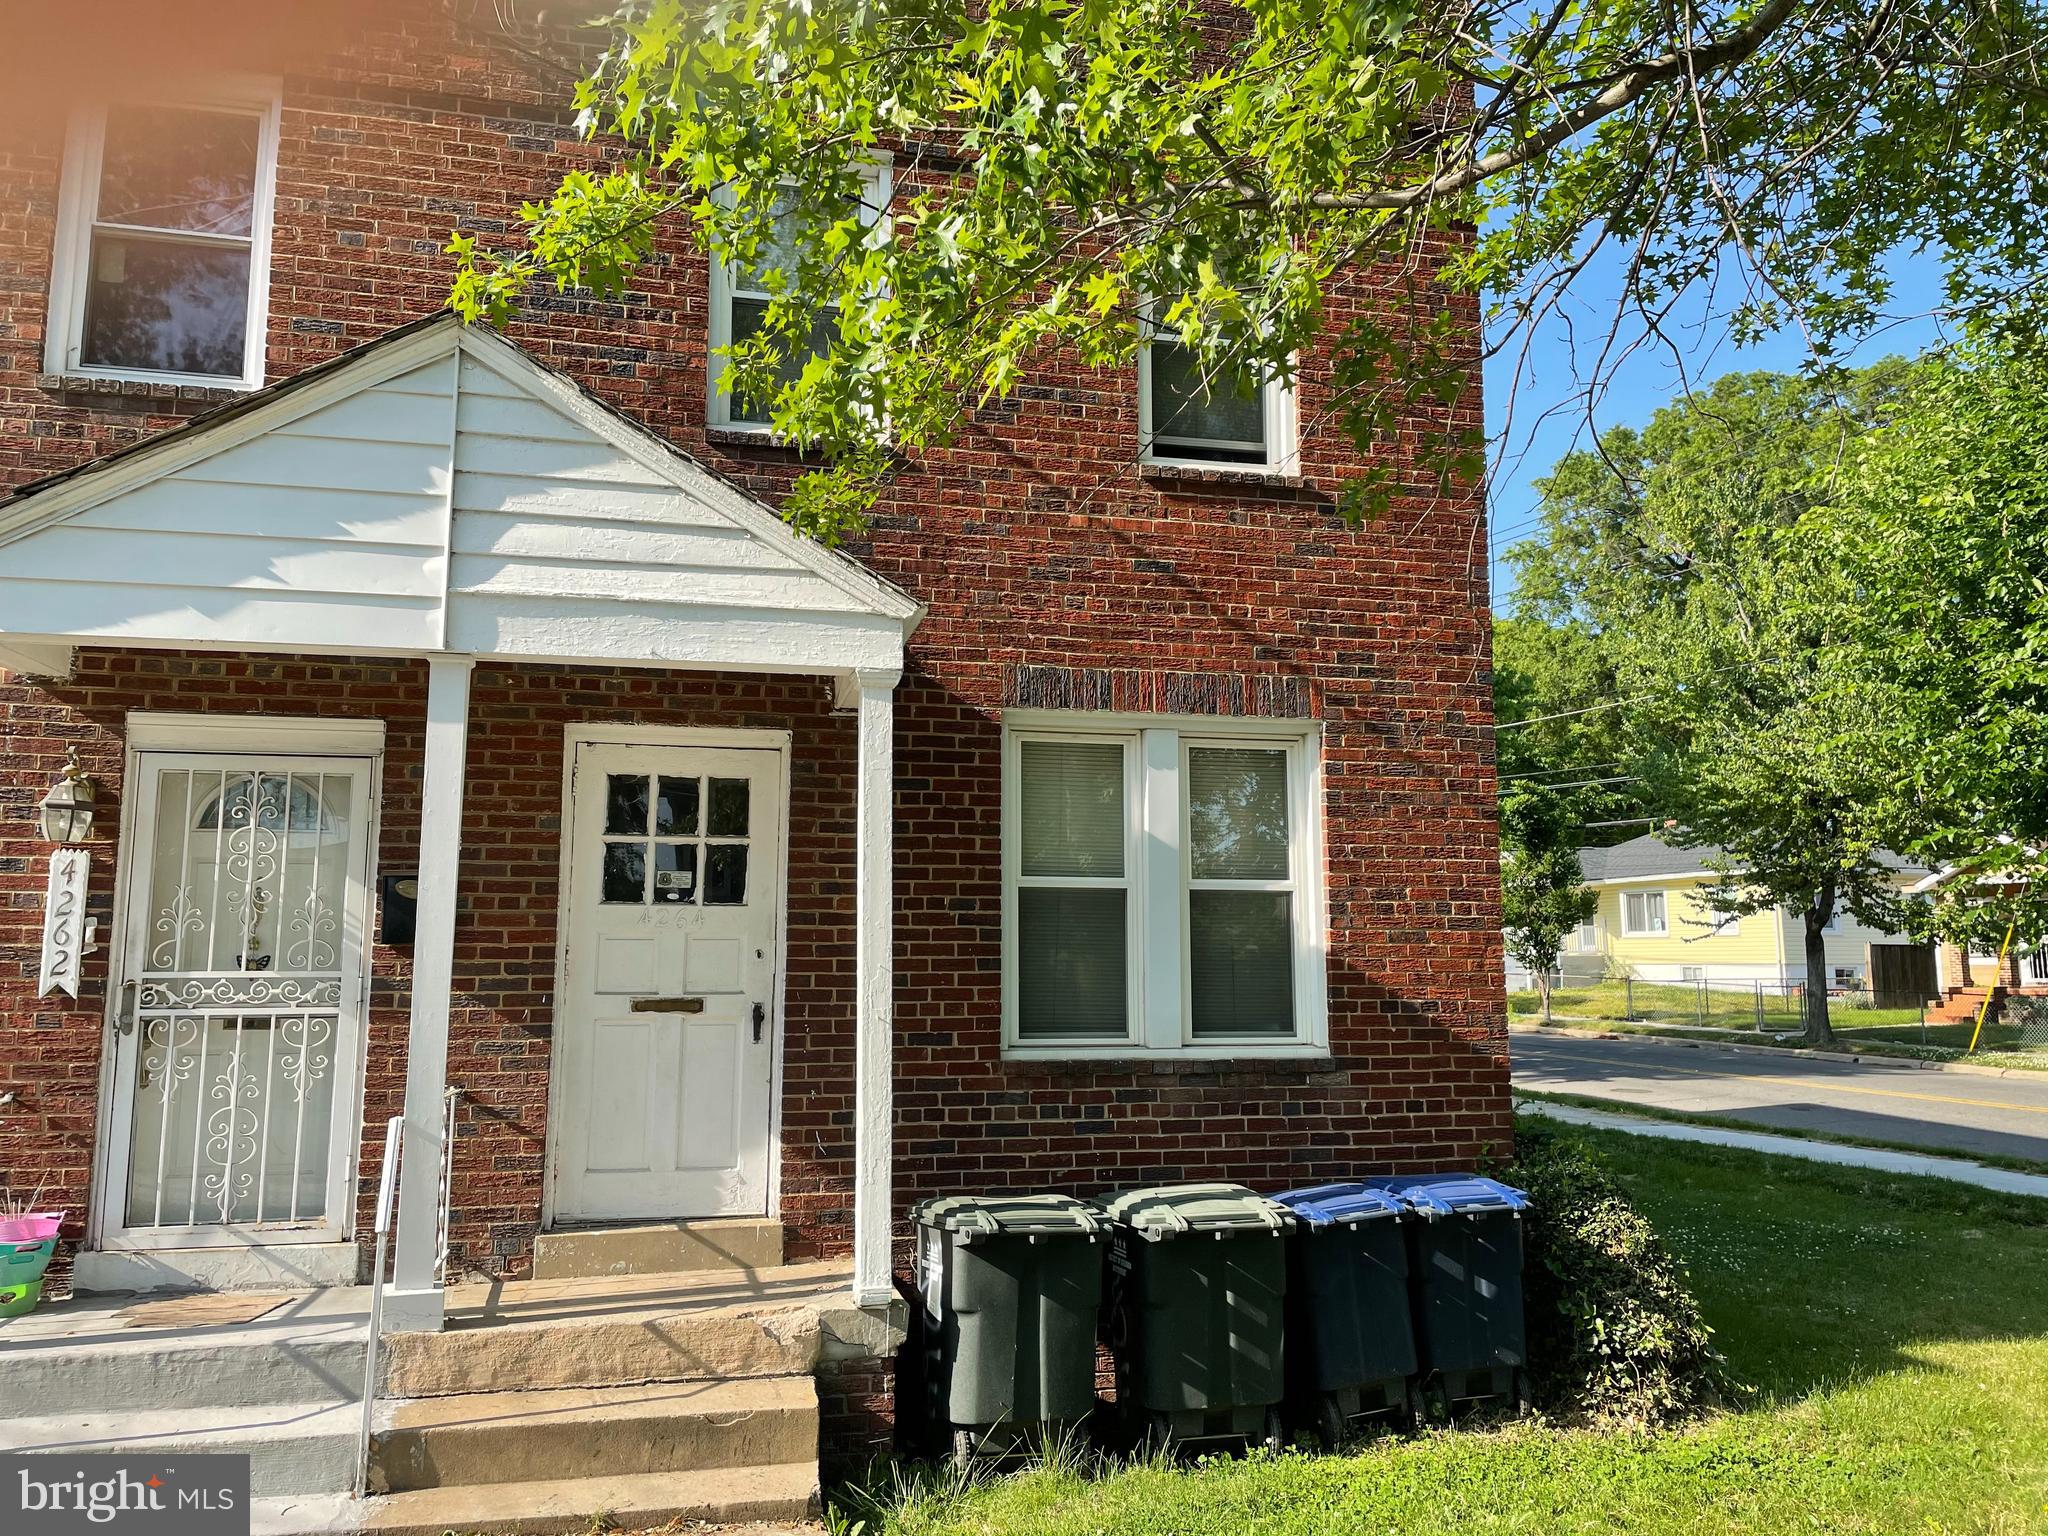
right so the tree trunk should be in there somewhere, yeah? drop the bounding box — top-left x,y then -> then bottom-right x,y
1803,888 -> 1836,1046
1536,967 -> 1553,1023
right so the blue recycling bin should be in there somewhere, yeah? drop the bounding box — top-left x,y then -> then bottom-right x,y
1270,1183 -> 1419,1441
1365,1175 -> 1531,1416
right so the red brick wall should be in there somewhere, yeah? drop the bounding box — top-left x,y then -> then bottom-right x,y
0,652 -> 855,1277
0,2 -> 1507,1286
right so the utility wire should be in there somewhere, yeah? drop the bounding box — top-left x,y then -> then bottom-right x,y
1499,761 -> 1620,781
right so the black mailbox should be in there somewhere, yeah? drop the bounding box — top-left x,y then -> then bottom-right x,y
379,873 -> 419,947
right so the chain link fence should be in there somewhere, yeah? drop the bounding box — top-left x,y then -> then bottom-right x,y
1609,975 -> 1930,1036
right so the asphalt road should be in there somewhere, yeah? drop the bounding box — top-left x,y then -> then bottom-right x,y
1510,1030 -> 2048,1165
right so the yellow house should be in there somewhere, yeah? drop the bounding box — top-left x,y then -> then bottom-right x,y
1543,834 -> 1928,991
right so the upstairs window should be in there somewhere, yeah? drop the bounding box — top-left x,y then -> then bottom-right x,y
47,86 -> 281,389
1622,889 -> 1669,936
1139,320 -> 1297,471
707,164 -> 891,430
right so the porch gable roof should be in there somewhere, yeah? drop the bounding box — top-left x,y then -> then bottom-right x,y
0,314 -> 922,677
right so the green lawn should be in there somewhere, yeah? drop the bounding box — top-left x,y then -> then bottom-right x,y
1510,982 -> 2048,1066
862,1127 -> 2048,1536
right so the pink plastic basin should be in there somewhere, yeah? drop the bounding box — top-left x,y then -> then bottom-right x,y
0,1213 -> 63,1243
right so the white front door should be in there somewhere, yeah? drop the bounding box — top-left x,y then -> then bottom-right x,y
102,755 -> 372,1245
552,740 -> 783,1221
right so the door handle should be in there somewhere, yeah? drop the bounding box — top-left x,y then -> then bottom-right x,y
629,996 -> 706,1014
114,980 -> 137,1037
752,1002 -> 766,1042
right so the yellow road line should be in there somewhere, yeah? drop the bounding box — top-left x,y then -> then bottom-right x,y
1521,1046 -> 2048,1118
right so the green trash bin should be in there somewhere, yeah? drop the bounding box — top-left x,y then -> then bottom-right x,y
1098,1183 -> 1295,1450
911,1193 -> 1109,1463
1271,1183 -> 1420,1442
1366,1175 -> 1532,1416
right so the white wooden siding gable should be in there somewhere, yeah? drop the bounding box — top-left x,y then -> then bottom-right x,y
0,316 -> 921,674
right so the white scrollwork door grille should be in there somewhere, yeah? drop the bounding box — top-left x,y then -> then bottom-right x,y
107,754 -> 372,1242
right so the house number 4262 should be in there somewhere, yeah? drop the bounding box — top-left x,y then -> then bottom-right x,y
38,847 -> 96,999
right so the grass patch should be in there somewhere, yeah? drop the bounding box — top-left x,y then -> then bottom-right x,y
862,1125 -> 2048,1536
1514,1087 -> 2048,1178
1512,994 -> 2048,1069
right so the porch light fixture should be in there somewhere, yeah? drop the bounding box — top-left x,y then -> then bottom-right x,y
37,747 -> 98,844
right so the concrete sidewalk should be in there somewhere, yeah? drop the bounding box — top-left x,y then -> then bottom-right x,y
1517,1098 -> 2048,1200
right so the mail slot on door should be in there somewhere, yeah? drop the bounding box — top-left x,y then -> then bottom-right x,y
629,996 -> 707,1013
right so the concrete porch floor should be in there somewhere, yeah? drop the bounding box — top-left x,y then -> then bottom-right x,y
3,1260 -> 903,1536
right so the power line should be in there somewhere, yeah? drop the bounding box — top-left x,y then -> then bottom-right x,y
1509,775 -> 1639,792
1492,651 -> 1803,731
1499,761 -> 1620,781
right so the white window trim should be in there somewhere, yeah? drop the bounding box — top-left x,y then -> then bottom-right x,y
45,78 -> 283,391
1621,888 -> 1669,937
705,157 -> 893,432
1000,711 -> 1327,1060
1137,317 -> 1299,474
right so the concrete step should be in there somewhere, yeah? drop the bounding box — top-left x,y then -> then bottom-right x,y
0,1400 -> 360,1498
531,1217 -> 783,1280
386,1260 -> 887,1397
369,1376 -> 818,1492
360,1462 -> 819,1535
0,1292 -> 369,1416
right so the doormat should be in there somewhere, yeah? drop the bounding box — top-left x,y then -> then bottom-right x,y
115,1293 -> 289,1329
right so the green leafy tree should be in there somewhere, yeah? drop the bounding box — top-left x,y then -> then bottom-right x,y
1500,783 -> 1598,1020
1810,342 -> 2048,965
1493,615 -> 1646,836
1506,366 -> 1930,1043
449,0 -> 2048,539
1618,548 -> 1920,1044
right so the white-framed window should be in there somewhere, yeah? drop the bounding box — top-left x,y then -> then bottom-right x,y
1573,917 -> 1599,952
1702,904 -> 1740,936
706,161 -> 892,431
1622,889 -> 1668,936
1138,318 -> 1298,472
1680,965 -> 1705,983
1002,713 -> 1326,1057
45,82 -> 282,390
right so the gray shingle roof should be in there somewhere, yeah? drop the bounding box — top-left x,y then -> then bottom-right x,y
1576,835 -> 1719,883
1576,833 -> 1932,884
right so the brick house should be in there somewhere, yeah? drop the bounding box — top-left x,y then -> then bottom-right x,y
0,1 -> 1505,1517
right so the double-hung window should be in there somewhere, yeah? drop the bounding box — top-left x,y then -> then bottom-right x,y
706,163 -> 891,430
1622,889 -> 1668,936
1139,320 -> 1297,472
1004,715 -> 1325,1056
47,84 -> 281,389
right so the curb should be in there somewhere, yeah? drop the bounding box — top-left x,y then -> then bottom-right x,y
1514,1098 -> 2048,1201
1504,1021 -> 2039,1080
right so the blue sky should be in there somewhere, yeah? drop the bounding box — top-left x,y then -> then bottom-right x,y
1483,245 -> 1955,612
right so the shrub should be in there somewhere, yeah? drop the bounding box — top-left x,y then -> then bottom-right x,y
2006,993 -> 2048,1042
1505,1116 -> 1736,1426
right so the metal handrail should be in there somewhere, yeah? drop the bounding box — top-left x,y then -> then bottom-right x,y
353,1113 -> 403,1502
435,1086 -> 460,1286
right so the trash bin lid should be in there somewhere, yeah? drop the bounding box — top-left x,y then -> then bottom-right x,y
1363,1175 -> 1530,1220
1271,1183 -> 1405,1228
1097,1182 -> 1295,1240
911,1192 -> 1108,1239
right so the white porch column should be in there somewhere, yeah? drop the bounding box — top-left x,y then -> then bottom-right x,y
386,654 -> 474,1329
851,666 -> 899,1307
